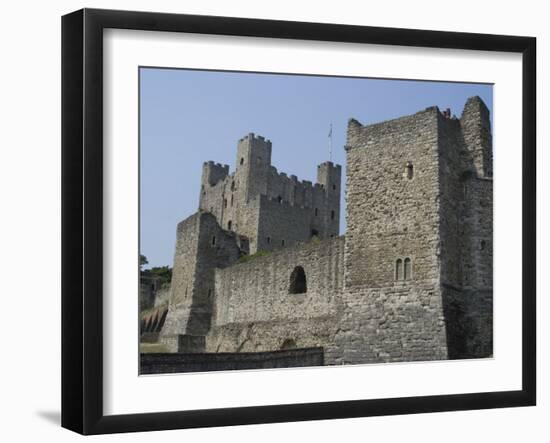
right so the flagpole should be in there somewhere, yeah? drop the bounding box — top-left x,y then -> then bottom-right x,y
328,123 -> 332,162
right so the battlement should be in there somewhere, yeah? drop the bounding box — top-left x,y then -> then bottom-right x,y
202,161 -> 229,187
317,161 -> 342,170
267,166 -> 321,192
238,132 -> 272,145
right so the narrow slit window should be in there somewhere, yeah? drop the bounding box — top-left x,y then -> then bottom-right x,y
406,162 -> 414,179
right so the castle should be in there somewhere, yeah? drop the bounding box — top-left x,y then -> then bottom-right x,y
144,96 -> 493,366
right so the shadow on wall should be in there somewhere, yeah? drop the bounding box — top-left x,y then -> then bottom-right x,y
442,289 -> 493,359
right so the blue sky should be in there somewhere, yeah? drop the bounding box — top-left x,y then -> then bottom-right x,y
140,68 -> 492,268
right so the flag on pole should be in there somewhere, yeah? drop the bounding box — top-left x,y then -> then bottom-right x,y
328,123 -> 333,161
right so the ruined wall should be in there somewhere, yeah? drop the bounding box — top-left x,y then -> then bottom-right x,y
207,236 -> 345,353
437,99 -> 493,359
256,195 -> 312,251
160,212 -> 241,351
461,96 -> 493,178
198,133 -> 341,254
157,97 -> 492,365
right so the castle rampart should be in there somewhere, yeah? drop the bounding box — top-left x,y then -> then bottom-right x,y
198,132 -> 341,253
154,97 -> 493,365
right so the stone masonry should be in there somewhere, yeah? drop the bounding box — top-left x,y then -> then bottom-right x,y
156,96 -> 493,366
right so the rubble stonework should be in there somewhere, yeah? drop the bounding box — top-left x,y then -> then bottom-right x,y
156,96 -> 493,365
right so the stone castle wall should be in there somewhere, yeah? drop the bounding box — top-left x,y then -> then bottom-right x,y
334,107 -> 449,364
199,133 -> 341,253
344,107 -> 442,289
155,96 -> 493,365
160,212 -> 241,350
207,236 -> 344,353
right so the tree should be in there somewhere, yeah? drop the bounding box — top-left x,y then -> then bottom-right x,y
140,254 -> 148,270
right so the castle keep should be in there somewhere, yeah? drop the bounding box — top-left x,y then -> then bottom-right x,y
151,96 -> 493,366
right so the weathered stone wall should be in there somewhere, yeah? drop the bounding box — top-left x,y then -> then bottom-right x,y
337,108 -> 450,362
207,236 -> 344,353
256,195 -> 311,251
437,98 -> 493,359
328,284 -> 448,365
461,96 -> 493,178
140,348 -> 324,374
160,212 -> 241,351
345,107 -> 442,289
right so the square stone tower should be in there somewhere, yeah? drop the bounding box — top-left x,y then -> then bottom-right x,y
341,97 -> 493,361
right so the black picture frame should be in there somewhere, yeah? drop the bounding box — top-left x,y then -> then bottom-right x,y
61,8 -> 536,435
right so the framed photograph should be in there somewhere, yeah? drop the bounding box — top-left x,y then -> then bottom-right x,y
61,8 -> 536,434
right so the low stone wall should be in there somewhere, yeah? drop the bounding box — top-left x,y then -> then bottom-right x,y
140,347 -> 324,374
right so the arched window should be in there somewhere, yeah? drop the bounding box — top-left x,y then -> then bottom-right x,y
224,198 -> 227,208
281,239 -> 285,246
211,236 -> 216,246
331,210 -> 335,220
231,181 -> 236,191
227,220 -> 232,230
406,162 -> 414,179
240,157 -> 244,165
267,236 -> 271,244
404,258 -> 412,280
280,339 -> 296,350
277,195 -> 282,203
230,194 -> 234,206
395,259 -> 403,281
332,184 -> 336,190
289,266 -> 307,294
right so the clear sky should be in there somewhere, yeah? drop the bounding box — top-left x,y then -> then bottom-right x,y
140,67 -> 492,268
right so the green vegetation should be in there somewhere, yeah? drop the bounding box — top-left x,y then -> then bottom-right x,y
139,254 -> 148,270
237,250 -> 271,264
140,255 -> 172,286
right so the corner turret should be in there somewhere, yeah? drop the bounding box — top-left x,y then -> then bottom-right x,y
460,96 -> 492,178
